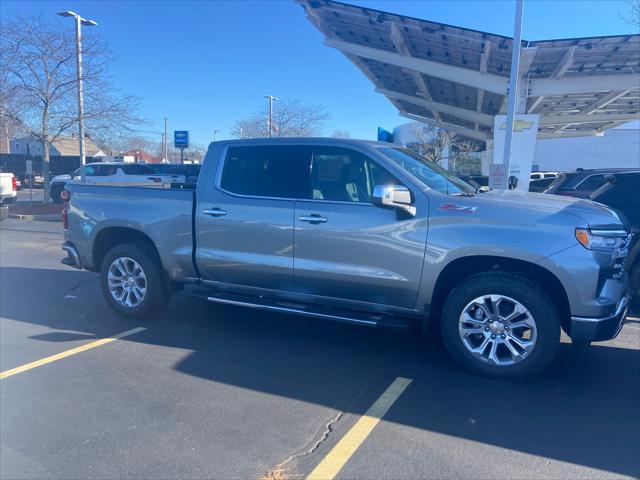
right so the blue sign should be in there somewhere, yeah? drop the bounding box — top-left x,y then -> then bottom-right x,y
174,131 -> 189,148
377,127 -> 393,143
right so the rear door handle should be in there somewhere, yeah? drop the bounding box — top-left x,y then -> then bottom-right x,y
299,214 -> 328,224
203,208 -> 227,217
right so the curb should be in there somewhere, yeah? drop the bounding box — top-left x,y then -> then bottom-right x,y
8,213 -> 60,222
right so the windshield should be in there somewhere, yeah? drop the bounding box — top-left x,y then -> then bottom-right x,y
377,147 -> 476,195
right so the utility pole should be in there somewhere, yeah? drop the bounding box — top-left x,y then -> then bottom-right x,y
57,11 -> 97,183
213,129 -> 220,142
502,0 -> 524,183
264,95 -> 278,137
163,117 -> 168,163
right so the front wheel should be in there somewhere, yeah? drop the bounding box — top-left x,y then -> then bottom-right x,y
100,243 -> 169,319
440,272 -> 560,379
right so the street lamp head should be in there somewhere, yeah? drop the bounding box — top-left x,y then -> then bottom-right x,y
58,11 -> 97,26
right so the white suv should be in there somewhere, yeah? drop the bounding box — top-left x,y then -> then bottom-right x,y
50,162 -> 180,203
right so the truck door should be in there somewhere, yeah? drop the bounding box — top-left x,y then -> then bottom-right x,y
293,146 -> 428,309
196,145 -> 311,292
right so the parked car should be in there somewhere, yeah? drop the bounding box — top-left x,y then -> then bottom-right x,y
50,162 -> 176,203
544,168 -> 638,198
60,139 -> 630,379
589,171 -> 640,309
0,172 -> 18,205
530,171 -> 559,181
146,163 -> 200,184
457,175 -> 490,192
529,176 -> 556,193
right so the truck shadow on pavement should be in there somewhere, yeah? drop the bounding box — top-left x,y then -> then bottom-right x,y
1,266 -> 639,477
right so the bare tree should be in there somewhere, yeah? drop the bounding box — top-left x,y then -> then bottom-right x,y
407,123 -> 480,170
331,130 -> 351,138
0,15 -> 143,201
231,100 -> 330,138
621,0 -> 640,25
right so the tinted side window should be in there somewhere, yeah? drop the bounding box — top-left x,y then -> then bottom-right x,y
104,165 -> 118,176
307,147 -> 398,203
576,174 -> 606,192
220,146 -> 311,198
122,164 -> 154,175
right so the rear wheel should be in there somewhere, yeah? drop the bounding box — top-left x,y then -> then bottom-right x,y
100,243 -> 169,319
441,272 -> 560,379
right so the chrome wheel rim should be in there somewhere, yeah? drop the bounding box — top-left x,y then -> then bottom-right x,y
458,294 -> 537,366
108,257 -> 147,308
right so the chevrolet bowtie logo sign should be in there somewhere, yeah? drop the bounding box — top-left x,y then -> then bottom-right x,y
500,120 -> 534,132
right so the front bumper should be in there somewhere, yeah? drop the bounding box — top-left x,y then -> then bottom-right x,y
570,296 -> 629,343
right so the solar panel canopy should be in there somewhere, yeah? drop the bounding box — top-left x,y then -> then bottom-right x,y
298,0 -> 640,142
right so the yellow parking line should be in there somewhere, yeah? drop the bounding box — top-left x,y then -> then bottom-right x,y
307,376 -> 412,480
0,327 -> 146,380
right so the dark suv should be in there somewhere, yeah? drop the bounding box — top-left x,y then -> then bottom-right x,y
589,171 -> 640,309
544,168 -> 638,198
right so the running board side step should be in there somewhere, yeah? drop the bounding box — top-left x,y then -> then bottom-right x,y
206,294 -> 380,327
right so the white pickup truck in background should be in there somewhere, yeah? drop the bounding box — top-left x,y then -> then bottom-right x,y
50,162 -> 184,203
0,172 -> 17,206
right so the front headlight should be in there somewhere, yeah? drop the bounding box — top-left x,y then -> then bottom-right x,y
575,228 -> 629,251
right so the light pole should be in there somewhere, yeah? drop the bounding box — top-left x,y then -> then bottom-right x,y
213,129 -> 220,142
501,0 -> 524,188
57,11 -> 97,183
264,95 -> 278,137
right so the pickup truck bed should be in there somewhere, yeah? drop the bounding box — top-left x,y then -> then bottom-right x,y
66,184 -> 197,281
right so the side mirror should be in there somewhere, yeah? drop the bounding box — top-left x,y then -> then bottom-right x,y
371,185 -> 416,216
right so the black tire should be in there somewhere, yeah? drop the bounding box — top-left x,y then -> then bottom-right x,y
100,243 -> 169,319
440,272 -> 560,380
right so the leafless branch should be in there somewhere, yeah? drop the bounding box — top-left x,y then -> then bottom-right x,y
230,99 -> 331,138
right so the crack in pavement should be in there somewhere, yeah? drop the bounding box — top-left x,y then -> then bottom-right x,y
261,411 -> 344,480
260,369 -> 381,480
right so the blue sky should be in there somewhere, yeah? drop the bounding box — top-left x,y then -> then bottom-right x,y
2,0 -> 638,148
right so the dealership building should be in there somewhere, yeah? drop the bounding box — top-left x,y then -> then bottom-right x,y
299,0 -> 640,188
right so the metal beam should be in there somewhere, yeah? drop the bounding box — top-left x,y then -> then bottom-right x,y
581,89 -> 632,114
537,130 -> 601,139
550,46 -> 576,78
377,88 -> 494,126
530,75 -> 640,96
400,112 -> 490,141
390,22 -> 441,122
475,41 -> 491,130
539,112 -> 639,125
528,96 -> 545,113
324,37 -> 509,95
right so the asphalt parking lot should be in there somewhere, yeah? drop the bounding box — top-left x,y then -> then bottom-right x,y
1,218 -> 639,480
15,188 -> 45,203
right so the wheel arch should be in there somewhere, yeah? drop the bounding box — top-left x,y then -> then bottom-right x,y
428,255 -> 571,332
91,227 -> 162,273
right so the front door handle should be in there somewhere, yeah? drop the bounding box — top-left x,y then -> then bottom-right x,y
299,214 -> 328,224
203,208 -> 227,217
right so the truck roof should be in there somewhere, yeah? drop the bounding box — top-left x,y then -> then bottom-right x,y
210,137 -> 396,148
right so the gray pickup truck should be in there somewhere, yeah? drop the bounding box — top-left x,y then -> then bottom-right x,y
61,139 -> 630,379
